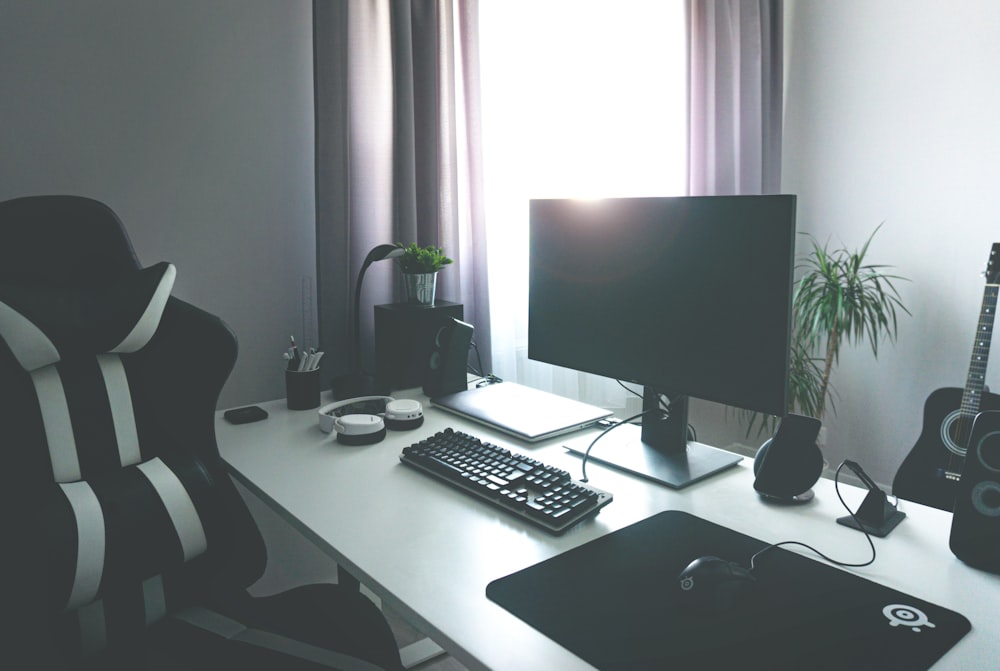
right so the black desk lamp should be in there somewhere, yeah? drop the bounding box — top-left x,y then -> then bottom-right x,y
331,243 -> 404,399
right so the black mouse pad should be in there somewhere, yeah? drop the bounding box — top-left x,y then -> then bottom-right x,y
486,511 -> 970,670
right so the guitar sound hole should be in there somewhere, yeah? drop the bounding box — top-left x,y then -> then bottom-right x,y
940,410 -> 970,458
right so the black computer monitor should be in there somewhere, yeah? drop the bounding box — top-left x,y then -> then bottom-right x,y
528,195 -> 796,488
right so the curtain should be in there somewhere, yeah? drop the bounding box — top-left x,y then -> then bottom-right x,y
313,0 -> 490,386
687,0 -> 783,196
686,0 -> 784,449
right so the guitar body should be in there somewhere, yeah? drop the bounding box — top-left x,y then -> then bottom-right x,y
896,244 -> 1000,512
894,386 -> 1000,511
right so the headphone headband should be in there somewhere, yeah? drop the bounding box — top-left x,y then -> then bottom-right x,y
318,395 -> 424,442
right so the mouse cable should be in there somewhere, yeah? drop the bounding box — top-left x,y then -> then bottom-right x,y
749,460 -> 877,572
580,409 -> 655,483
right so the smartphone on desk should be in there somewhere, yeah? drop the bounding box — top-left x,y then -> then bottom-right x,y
223,405 -> 268,425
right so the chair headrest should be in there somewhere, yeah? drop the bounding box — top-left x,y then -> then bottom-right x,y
0,262 -> 176,371
0,196 -> 142,285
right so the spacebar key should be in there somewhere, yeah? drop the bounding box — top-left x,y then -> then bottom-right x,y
420,457 -> 498,498
420,455 -> 466,479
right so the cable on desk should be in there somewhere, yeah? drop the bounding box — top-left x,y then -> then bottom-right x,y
749,460 -> 877,571
580,410 -> 655,483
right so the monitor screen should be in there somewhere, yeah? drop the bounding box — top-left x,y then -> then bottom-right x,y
528,195 -> 797,487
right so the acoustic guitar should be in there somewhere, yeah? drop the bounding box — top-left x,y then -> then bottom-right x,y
894,244 -> 1000,512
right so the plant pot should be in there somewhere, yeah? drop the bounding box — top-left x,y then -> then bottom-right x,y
403,272 -> 437,305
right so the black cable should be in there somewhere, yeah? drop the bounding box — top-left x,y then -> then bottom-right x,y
749,460 -> 877,571
466,338 -> 502,387
616,379 -> 643,399
580,410 -> 655,483
468,337 -> 485,377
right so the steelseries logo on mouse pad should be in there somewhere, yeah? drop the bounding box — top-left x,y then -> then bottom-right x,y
883,604 -> 937,633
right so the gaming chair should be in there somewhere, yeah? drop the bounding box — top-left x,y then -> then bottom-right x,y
0,195 -> 403,670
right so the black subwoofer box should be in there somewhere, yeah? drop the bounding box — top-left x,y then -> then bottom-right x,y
374,301 -> 464,392
950,409 -> 1000,573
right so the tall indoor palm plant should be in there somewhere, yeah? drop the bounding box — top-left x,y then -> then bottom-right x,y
795,224 -> 910,423
742,225 -> 909,437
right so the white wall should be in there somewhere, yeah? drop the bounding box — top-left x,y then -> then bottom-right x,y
0,0 -> 316,409
780,0 -> 1000,485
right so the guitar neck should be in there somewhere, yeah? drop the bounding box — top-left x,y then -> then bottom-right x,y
960,283 -> 1000,417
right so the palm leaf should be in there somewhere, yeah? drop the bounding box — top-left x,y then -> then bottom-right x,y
741,223 -> 909,432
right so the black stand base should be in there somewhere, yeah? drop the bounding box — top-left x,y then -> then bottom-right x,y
836,485 -> 906,537
330,371 -> 389,400
564,423 -> 742,489
837,510 -> 906,537
757,489 -> 815,505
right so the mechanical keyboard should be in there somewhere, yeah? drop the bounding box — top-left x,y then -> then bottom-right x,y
399,428 -> 612,534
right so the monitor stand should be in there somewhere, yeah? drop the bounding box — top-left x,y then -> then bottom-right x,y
563,391 -> 742,489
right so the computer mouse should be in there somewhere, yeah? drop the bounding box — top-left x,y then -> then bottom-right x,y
675,555 -> 757,615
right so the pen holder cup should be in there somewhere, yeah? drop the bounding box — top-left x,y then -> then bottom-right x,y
286,369 -> 320,410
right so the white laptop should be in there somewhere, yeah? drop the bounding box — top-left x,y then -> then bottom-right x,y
431,381 -> 612,443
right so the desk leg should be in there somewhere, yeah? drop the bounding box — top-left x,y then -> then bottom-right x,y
399,638 -> 446,669
337,564 -> 445,668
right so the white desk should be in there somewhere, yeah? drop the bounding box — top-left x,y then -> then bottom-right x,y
217,388 -> 1000,670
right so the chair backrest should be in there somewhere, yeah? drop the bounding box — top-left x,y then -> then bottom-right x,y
0,196 -> 266,662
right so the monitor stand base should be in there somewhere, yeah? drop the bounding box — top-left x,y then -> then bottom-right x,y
563,423 -> 742,489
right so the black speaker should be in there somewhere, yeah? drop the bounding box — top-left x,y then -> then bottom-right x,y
374,301 -> 463,391
950,410 -> 1000,573
753,413 -> 823,503
423,317 -> 473,398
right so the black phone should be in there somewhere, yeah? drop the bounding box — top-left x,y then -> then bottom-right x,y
223,405 -> 269,425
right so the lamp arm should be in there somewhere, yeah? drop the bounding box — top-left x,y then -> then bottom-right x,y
351,244 -> 405,375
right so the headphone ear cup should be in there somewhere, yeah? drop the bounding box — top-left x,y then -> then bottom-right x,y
319,396 -> 395,434
332,414 -> 387,445
383,399 -> 424,430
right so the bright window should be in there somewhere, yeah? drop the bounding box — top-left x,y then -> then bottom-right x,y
480,1 -> 687,407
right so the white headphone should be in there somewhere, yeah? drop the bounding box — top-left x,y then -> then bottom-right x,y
318,395 -> 424,445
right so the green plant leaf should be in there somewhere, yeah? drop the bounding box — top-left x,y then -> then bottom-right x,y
741,223 -> 909,430
395,242 -> 454,273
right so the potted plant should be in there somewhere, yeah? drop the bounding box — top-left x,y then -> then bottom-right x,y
395,242 -> 453,305
741,224 -> 910,439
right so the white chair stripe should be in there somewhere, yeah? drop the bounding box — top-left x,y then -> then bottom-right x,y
137,458 -> 208,561
97,354 -> 142,467
76,599 -> 108,657
0,299 -> 60,371
112,263 -> 175,353
32,366 -> 81,483
143,574 -> 167,626
60,481 -> 106,611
